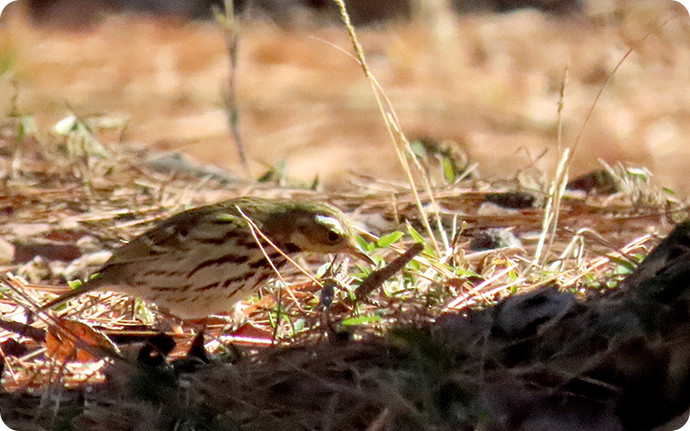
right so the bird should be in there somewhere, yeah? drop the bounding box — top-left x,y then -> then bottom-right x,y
40,197 -> 369,319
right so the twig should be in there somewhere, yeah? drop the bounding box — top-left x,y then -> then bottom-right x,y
217,0 -> 250,177
355,242 -> 424,300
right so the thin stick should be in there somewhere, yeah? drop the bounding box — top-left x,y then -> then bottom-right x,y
355,242 -> 424,300
217,0 -> 250,177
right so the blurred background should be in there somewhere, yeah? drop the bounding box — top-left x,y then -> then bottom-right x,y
1,0 -> 689,193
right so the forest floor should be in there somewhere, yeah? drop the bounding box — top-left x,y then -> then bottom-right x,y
0,1 -> 689,430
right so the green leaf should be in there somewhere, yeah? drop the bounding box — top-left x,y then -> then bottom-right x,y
611,256 -> 636,274
54,115 -> 109,158
293,318 -> 306,333
409,140 -> 427,158
453,266 -> 478,277
406,223 -> 436,257
17,115 -> 37,142
441,156 -> 456,183
310,173 -> 320,191
626,167 -> 649,181
257,160 -> 287,183
356,234 -> 376,252
134,298 -> 155,324
341,314 -> 382,326
53,115 -> 78,135
315,262 -> 331,278
376,231 -> 403,248
67,279 -> 83,289
406,223 -> 425,244
406,259 -> 422,272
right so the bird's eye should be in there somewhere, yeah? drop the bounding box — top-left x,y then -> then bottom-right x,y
327,230 -> 342,243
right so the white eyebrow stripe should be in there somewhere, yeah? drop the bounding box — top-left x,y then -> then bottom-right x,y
315,215 -> 345,235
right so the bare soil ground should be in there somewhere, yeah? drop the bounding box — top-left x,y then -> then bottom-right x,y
1,0 -> 689,193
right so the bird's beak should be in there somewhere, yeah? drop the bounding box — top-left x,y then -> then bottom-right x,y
344,243 -> 376,265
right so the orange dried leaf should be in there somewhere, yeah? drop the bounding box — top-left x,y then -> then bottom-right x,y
46,318 -> 118,362
231,323 -> 274,345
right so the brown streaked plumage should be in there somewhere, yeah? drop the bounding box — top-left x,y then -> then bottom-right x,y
41,197 -> 368,319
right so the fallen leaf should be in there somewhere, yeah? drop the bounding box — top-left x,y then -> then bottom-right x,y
46,318 -> 119,362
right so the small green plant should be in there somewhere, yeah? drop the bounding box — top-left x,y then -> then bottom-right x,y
53,114 -> 109,160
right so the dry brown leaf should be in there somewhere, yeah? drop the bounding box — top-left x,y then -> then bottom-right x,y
46,318 -> 119,363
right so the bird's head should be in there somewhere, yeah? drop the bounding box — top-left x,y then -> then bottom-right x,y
244,199 -> 372,263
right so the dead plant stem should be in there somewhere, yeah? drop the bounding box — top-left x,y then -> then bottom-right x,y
331,0 -> 445,256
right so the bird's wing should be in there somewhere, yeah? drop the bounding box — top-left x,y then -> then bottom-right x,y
104,205 -> 250,266
39,205 -> 252,311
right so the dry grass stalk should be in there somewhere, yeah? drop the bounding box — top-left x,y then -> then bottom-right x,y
331,0 -> 447,256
